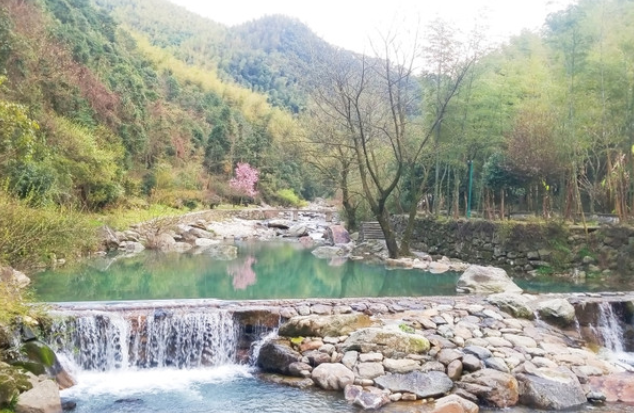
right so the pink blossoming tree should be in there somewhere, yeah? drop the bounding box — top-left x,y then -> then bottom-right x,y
229,162 -> 259,199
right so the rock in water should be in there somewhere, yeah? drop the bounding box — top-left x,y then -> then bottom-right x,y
326,225 -> 350,245
374,371 -> 453,398
458,369 -> 518,408
287,224 -> 309,238
15,380 -> 61,413
517,366 -> 586,410
311,246 -> 347,259
311,363 -> 354,391
457,265 -> 522,294
256,339 -> 301,374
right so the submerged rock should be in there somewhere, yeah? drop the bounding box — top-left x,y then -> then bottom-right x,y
457,266 -> 522,294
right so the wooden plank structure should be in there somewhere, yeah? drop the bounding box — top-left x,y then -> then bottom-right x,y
359,221 -> 385,241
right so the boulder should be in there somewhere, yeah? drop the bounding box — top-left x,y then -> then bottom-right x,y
267,219 -> 292,229
458,369 -> 518,408
256,339 -> 301,374
0,267 -> 30,288
486,293 -> 535,319
311,363 -> 355,391
374,371 -> 454,399
279,314 -> 374,338
15,379 -> 61,413
456,266 -> 522,294
517,365 -> 586,410
383,358 -> 420,374
344,385 -> 390,410
343,328 -> 430,355
151,233 -> 176,252
537,299 -> 576,326
355,362 -> 385,380
433,395 -> 479,413
311,246 -> 347,259
287,224 -> 309,238
119,241 -> 145,254
326,225 -> 350,245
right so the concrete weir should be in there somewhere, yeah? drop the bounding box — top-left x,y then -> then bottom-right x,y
49,291 -> 634,362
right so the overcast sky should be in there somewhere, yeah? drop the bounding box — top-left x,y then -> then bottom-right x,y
168,0 -> 576,53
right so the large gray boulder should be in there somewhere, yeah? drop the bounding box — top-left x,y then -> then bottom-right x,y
457,369 -> 519,408
342,328 -> 430,355
457,265 -> 522,294
536,299 -> 576,326
278,314 -> 374,338
287,224 -> 309,238
487,293 -> 535,319
517,364 -> 586,410
256,339 -> 301,374
374,371 -> 453,398
311,363 -> 355,391
326,225 -> 351,245
15,379 -> 61,413
312,246 -> 347,259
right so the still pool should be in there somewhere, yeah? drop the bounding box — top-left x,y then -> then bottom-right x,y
33,241 -> 617,302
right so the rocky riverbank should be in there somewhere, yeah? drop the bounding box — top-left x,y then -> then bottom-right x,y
254,292 -> 630,412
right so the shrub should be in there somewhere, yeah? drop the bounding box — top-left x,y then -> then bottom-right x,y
274,189 -> 306,208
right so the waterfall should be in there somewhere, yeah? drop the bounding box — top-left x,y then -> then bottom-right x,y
49,309 -> 238,371
596,302 -> 625,353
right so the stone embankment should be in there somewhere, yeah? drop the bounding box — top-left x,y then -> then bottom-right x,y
392,216 -> 634,275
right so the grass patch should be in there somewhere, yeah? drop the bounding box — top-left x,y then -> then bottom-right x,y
535,265 -> 555,276
0,192 -> 96,270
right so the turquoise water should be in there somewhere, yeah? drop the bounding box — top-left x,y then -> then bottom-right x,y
33,241 -> 618,302
32,241 -> 462,302
61,365 -> 631,413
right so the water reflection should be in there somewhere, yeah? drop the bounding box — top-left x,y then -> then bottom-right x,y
32,241 -> 621,303
228,256 -> 257,290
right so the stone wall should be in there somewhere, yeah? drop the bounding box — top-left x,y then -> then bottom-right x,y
392,216 -> 634,274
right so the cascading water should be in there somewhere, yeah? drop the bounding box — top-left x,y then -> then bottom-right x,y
49,309 -> 238,371
596,302 -> 625,353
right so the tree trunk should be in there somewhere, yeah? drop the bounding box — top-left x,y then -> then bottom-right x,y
377,209 -> 399,259
499,188 -> 505,220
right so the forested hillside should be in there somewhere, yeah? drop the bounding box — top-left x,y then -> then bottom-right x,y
0,0 -> 315,214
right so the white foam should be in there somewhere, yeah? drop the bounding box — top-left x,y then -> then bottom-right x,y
62,365 -> 253,399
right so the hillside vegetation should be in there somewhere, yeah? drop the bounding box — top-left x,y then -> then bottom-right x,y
3,0 -> 634,265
